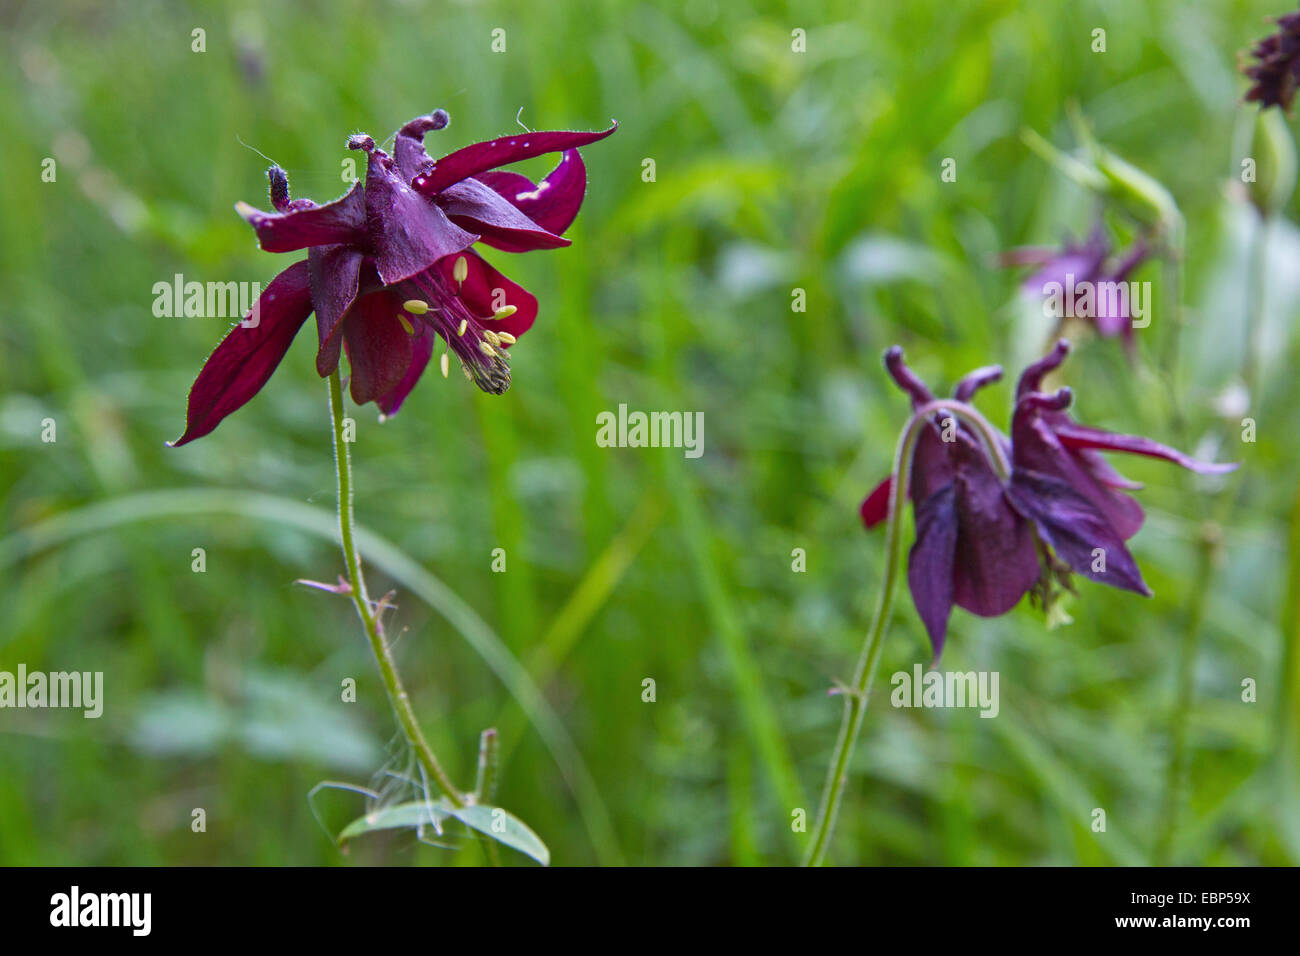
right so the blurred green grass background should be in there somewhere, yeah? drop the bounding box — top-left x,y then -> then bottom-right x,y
0,0 -> 1296,865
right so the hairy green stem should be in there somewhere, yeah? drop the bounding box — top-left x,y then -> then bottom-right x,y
802,401 -> 1008,865
327,370 -> 464,808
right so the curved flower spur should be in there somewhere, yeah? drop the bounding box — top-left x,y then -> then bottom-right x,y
171,109 -> 616,445
860,340 -> 1238,657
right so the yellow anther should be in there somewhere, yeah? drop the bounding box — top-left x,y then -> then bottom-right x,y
492,305 -> 517,321
396,313 -> 415,335
496,331 -> 517,345
484,330 -> 502,348
440,351 -> 450,378
457,319 -> 468,336
402,299 -> 430,315
479,342 -> 496,358
453,256 -> 468,284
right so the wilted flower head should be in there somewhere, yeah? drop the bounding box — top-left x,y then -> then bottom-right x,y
861,342 -> 1237,656
1001,228 -> 1149,349
1242,11 -> 1300,111
172,109 -> 616,446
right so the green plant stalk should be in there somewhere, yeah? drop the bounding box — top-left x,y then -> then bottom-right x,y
1152,534 -> 1214,865
474,729 -> 502,866
1242,211 -> 1268,400
1153,207 -> 1263,863
803,401 -> 1009,866
1278,482 -> 1300,860
328,370 -> 464,809
475,728 -> 499,804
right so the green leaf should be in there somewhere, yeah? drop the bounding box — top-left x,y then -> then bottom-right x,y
337,801 -> 449,842
443,804 -> 551,867
337,801 -> 550,866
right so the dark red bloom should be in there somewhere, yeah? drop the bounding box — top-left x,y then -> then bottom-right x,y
172,109 -> 616,446
1242,11 -> 1300,111
861,342 -> 1237,656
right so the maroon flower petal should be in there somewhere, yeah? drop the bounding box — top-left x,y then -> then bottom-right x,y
860,476 -> 892,529
1074,449 -> 1144,491
393,109 -> 450,181
1012,389 -> 1146,540
884,346 -> 935,407
308,245 -> 364,376
438,251 -> 538,341
949,435 -> 1040,618
376,323 -> 434,416
1022,252 -> 1103,298
1006,469 -> 1150,596
170,261 -> 313,446
952,365 -> 1003,402
412,122 -> 618,197
437,177 -> 570,252
235,183 -> 367,254
342,292 -> 415,405
476,148 -> 589,236
1053,423 -> 1239,474
1016,339 -> 1070,398
908,421 -> 955,503
364,150 -> 478,285
908,484 -> 959,657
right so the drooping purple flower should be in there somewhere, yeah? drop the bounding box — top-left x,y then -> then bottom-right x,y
1242,11 -> 1300,111
171,109 -> 616,446
860,350 -> 1040,656
860,341 -> 1237,656
1004,340 -> 1235,595
1001,228 -> 1149,349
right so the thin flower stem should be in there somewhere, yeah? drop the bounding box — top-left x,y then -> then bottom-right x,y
1163,236 -> 1189,439
803,400 -> 1004,865
1242,211 -> 1268,399
474,728 -> 499,804
327,370 -> 464,808
1153,215 -> 1263,864
475,728 -> 503,866
1153,533 -> 1213,864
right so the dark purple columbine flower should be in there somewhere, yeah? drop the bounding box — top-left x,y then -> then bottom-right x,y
171,109 -> 616,446
860,350 -> 1040,656
1000,228 -> 1149,350
861,341 -> 1237,657
1242,11 -> 1300,111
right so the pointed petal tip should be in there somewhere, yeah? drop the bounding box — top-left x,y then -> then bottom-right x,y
1197,461 -> 1241,475
1053,423 -> 1242,475
860,477 -> 893,529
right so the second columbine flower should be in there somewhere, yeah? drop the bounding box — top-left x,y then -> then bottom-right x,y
860,341 -> 1236,656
